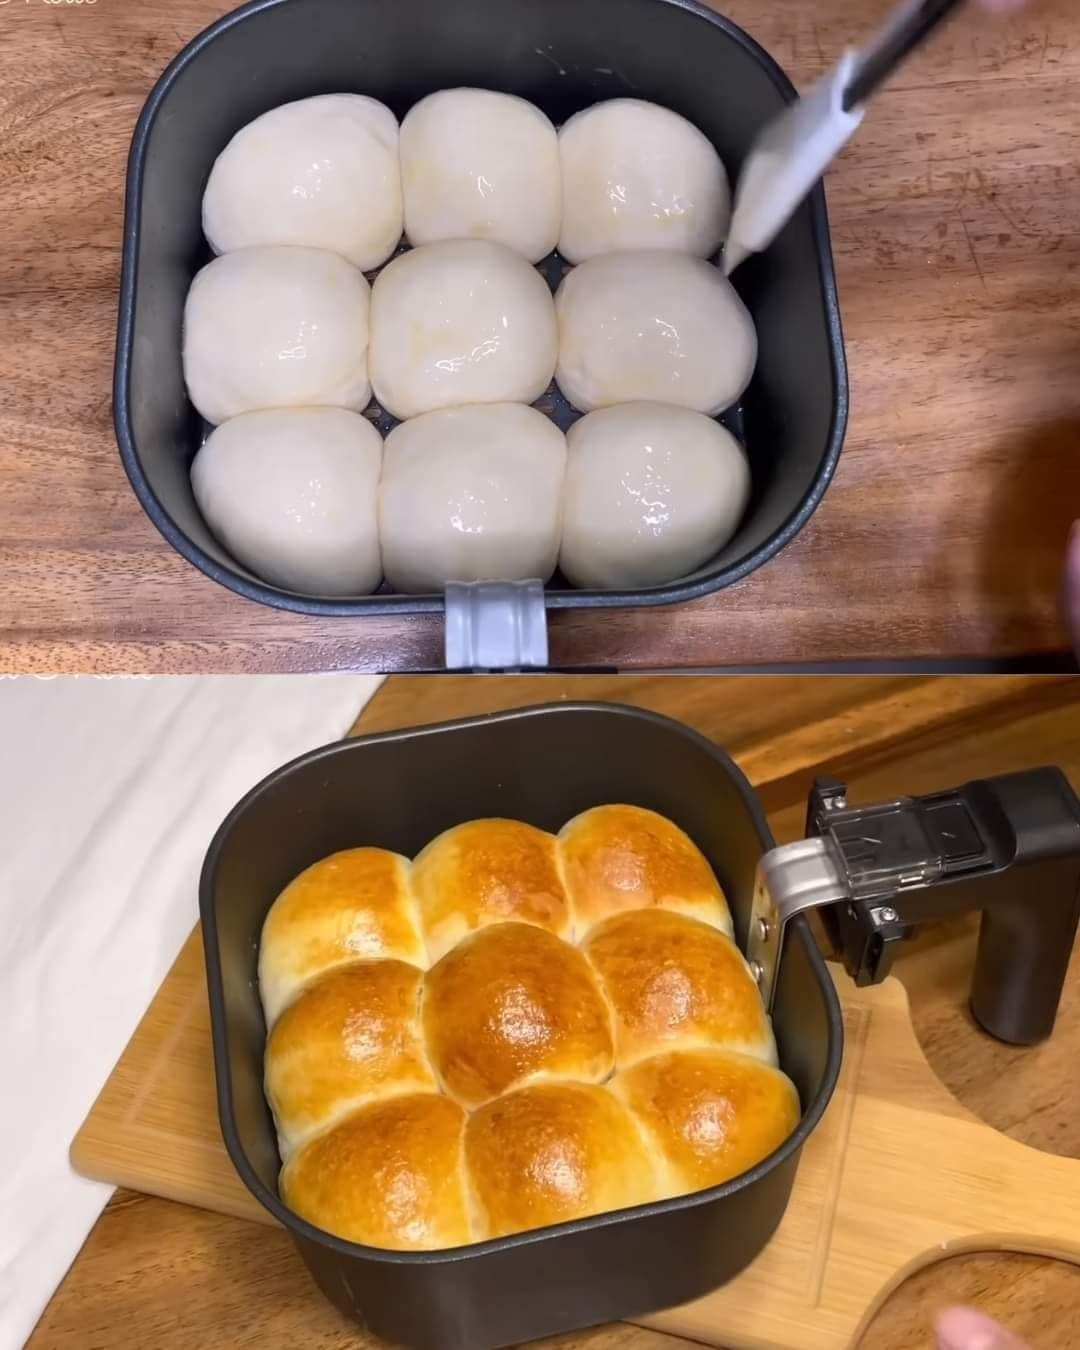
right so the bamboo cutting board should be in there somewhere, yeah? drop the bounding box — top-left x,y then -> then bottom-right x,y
71,926 -> 1080,1350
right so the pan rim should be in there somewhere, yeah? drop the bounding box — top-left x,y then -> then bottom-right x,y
113,0 -> 849,618
199,699 -> 845,1267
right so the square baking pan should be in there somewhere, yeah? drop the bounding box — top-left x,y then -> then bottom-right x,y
114,0 -> 848,638
200,702 -> 843,1349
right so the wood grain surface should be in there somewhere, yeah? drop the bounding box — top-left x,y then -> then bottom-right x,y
32,674 -> 1080,1349
64,926 -> 1080,1350
3,0 -> 1080,672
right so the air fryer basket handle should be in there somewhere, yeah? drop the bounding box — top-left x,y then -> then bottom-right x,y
960,771 -> 1080,1043
750,767 -> 1080,1045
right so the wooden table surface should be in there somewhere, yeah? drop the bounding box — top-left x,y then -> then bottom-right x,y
3,0 -> 1080,672
30,674 -> 1080,1349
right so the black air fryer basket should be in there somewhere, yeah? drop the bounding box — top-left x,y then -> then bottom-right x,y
115,0 -> 848,667
200,702 -> 1080,1348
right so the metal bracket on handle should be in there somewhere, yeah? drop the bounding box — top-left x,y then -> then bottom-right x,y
747,837 -> 851,1012
443,579 -> 549,672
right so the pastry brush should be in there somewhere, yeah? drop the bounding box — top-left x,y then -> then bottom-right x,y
724,0 -> 966,276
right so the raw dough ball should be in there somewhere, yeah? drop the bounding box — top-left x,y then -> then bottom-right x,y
555,251 -> 755,415
560,403 -> 750,590
191,407 -> 382,595
379,403 -> 566,593
202,94 -> 402,271
558,98 -> 729,263
400,88 -> 560,263
183,247 -> 371,425
369,239 -> 557,420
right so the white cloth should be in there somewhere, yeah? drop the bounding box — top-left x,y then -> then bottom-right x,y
0,674 -> 382,1350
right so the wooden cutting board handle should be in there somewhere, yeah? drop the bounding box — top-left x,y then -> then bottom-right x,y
646,969 -> 1080,1350
71,930 -> 1080,1350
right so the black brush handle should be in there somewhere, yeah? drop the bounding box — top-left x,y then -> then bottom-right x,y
843,0 -> 966,111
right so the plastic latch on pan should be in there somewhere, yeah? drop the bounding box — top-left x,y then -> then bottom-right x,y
443,579 -> 549,671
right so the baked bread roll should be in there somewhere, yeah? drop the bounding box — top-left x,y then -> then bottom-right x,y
281,1092 -> 471,1249
465,1082 -> 655,1238
611,1048 -> 800,1193
411,818 -> 571,963
558,804 -> 734,936
265,960 -> 435,1155
422,921 -> 614,1108
260,806 -> 798,1253
583,909 -> 776,1068
258,848 -> 425,1027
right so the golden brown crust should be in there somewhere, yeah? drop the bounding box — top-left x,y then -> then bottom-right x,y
422,921 -> 615,1109
265,960 -> 435,1154
557,804 -> 733,936
281,1093 -> 472,1250
465,1082 -> 657,1237
412,818 -> 571,963
612,1048 -> 800,1194
258,848 -> 425,1026
265,809 -> 799,1254
583,909 -> 776,1067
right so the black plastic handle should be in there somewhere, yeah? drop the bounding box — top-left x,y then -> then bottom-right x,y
810,768 -> 1080,1045
964,770 -> 1080,1043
